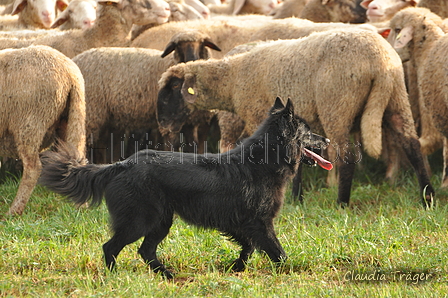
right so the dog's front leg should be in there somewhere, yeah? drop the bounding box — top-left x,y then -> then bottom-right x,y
230,242 -> 255,272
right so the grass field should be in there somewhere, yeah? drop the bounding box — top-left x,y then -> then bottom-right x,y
1,153 -> 447,297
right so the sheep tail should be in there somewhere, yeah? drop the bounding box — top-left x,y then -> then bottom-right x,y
360,77 -> 391,159
65,70 -> 87,160
39,143 -> 129,207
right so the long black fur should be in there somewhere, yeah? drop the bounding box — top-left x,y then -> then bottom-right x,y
39,97 -> 329,278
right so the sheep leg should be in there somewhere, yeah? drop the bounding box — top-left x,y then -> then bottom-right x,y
384,131 -> 401,183
326,145 -> 338,187
387,113 -> 435,207
6,150 -> 41,216
441,137 -> 448,188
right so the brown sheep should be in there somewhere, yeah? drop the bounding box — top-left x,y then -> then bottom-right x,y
0,0 -> 171,57
388,7 -> 448,187
418,0 -> 448,18
72,31 -> 221,163
0,45 -> 86,216
300,0 -> 367,23
271,0 -> 308,19
131,18 -> 271,58
157,29 -> 434,206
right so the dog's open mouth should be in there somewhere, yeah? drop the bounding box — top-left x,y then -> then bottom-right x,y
302,148 -> 333,171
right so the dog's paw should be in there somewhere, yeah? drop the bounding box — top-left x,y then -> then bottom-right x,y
162,269 -> 175,279
229,258 -> 246,272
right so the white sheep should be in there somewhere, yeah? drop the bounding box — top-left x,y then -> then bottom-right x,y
72,31 -> 220,163
0,0 -> 171,57
1,0 -> 97,32
130,0 -> 205,41
360,0 -> 418,23
184,0 -> 210,18
10,0 -> 68,28
157,29 -> 434,206
51,0 -> 97,30
270,0 -> 308,19
208,0 -> 278,15
388,7 -> 448,187
0,45 -> 86,216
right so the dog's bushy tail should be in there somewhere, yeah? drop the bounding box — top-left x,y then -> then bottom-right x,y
39,142 -> 129,207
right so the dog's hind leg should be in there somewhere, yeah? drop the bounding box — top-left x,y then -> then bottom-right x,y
138,212 -> 174,278
103,229 -> 144,271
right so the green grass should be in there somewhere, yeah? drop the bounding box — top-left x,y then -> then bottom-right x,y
1,155 -> 448,297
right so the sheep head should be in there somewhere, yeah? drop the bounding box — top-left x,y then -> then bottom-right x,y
98,0 -> 171,26
161,30 -> 221,63
12,0 -> 69,28
388,7 -> 444,62
157,73 -> 193,136
360,0 -> 418,23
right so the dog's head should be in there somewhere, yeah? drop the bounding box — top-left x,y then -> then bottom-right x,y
270,97 -> 332,170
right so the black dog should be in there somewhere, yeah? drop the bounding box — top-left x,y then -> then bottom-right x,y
39,97 -> 331,278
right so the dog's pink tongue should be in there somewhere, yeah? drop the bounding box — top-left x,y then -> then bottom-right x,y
303,148 -> 333,170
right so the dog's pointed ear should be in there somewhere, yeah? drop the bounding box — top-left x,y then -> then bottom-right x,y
271,97 -> 285,114
285,98 -> 294,115
181,74 -> 197,104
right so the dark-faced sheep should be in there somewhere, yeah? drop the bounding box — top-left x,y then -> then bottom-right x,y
0,45 -> 86,216
157,29 -> 434,207
388,7 -> 448,187
131,18 -> 271,59
72,31 -> 220,163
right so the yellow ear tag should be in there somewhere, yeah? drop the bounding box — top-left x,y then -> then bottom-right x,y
396,32 -> 402,39
188,87 -> 195,95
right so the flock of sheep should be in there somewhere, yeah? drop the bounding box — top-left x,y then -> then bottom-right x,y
1,0 -> 448,215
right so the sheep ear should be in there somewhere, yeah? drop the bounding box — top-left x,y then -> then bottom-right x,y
233,0 -> 246,15
360,0 -> 372,9
161,42 -> 176,58
56,0 -> 69,12
204,39 -> 221,52
394,26 -> 413,49
11,0 -> 27,15
321,0 -> 334,5
181,75 -> 197,104
51,10 -> 69,28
